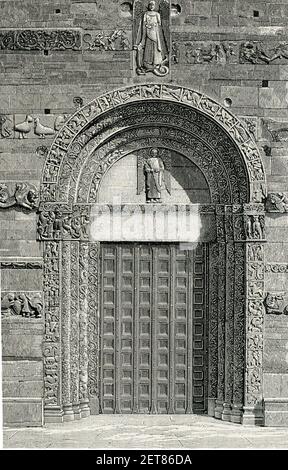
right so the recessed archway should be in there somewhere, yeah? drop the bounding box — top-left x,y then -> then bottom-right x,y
38,84 -> 267,425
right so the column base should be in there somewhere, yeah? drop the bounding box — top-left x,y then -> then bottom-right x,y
72,404 -> 81,420
208,398 -> 216,417
89,396 -> 100,415
230,403 -> 243,424
44,406 -> 64,424
214,400 -> 224,419
221,403 -> 232,422
242,405 -> 264,426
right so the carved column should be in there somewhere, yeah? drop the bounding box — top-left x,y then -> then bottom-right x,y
79,242 -> 90,418
242,205 -> 265,425
207,242 -> 219,417
70,242 -> 81,419
222,206 -> 235,421
87,242 -> 100,414
231,234 -> 245,423
43,241 -> 62,422
61,241 -> 73,420
214,206 -> 226,419
232,203 -> 265,425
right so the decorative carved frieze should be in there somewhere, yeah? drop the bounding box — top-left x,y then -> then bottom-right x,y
79,243 -> 90,415
264,293 -> 288,315
0,30 -> 81,51
1,292 -> 43,318
0,259 -> 43,269
265,263 -> 288,273
0,182 -> 39,211
83,30 -> 131,51
37,205 -> 89,240
240,41 -> 288,65
184,41 -> 237,64
265,193 -> 288,213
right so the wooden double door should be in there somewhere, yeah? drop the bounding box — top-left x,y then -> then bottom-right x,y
99,243 -> 207,414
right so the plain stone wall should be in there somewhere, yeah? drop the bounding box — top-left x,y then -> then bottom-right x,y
1,0 -> 288,426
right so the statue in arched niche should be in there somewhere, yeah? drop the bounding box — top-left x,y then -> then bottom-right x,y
144,148 -> 170,202
134,0 -> 170,77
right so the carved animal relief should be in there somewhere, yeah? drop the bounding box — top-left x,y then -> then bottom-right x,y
1,292 -> 43,318
0,182 -> 39,211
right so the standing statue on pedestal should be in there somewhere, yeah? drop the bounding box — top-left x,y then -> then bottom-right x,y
134,1 -> 169,77
144,148 -> 170,202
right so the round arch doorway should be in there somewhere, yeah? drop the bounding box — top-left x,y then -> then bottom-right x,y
38,83 -> 267,425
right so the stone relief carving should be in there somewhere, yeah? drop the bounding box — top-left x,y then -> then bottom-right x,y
265,193 -> 288,213
0,30 -> 81,51
133,0 -> 170,76
83,30 -> 131,51
43,242 -> 60,409
14,115 -> 34,139
244,215 -> 265,240
0,260 -> 43,269
240,41 -> 288,64
36,146 -> 49,158
37,205 -> 89,240
1,292 -> 43,318
137,148 -> 171,202
264,293 -> 288,315
40,84 -> 265,204
0,115 -> 13,138
87,243 -> 100,404
0,182 -> 39,211
245,242 -> 265,409
261,118 -> 288,142
266,263 -> 288,273
184,42 -> 237,64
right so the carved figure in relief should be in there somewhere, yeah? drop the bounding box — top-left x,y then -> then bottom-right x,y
245,215 -> 264,240
14,115 -> 33,139
34,118 -> 55,138
144,148 -> 170,202
266,192 -> 288,213
0,182 -> 38,211
1,292 -> 42,318
264,293 -> 288,315
0,115 -> 13,138
134,1 -> 169,76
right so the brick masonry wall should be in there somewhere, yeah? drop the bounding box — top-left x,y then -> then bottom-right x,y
1,0 -> 288,424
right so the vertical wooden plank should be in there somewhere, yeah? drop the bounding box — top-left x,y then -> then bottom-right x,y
151,245 -> 158,414
186,247 -> 193,414
115,245 -> 121,413
133,244 -> 140,412
168,245 -> 175,413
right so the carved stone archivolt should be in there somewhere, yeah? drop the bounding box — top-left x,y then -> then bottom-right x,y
38,84 -> 267,425
40,84 -> 265,205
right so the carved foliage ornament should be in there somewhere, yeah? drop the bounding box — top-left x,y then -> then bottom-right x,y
0,30 -> 81,51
